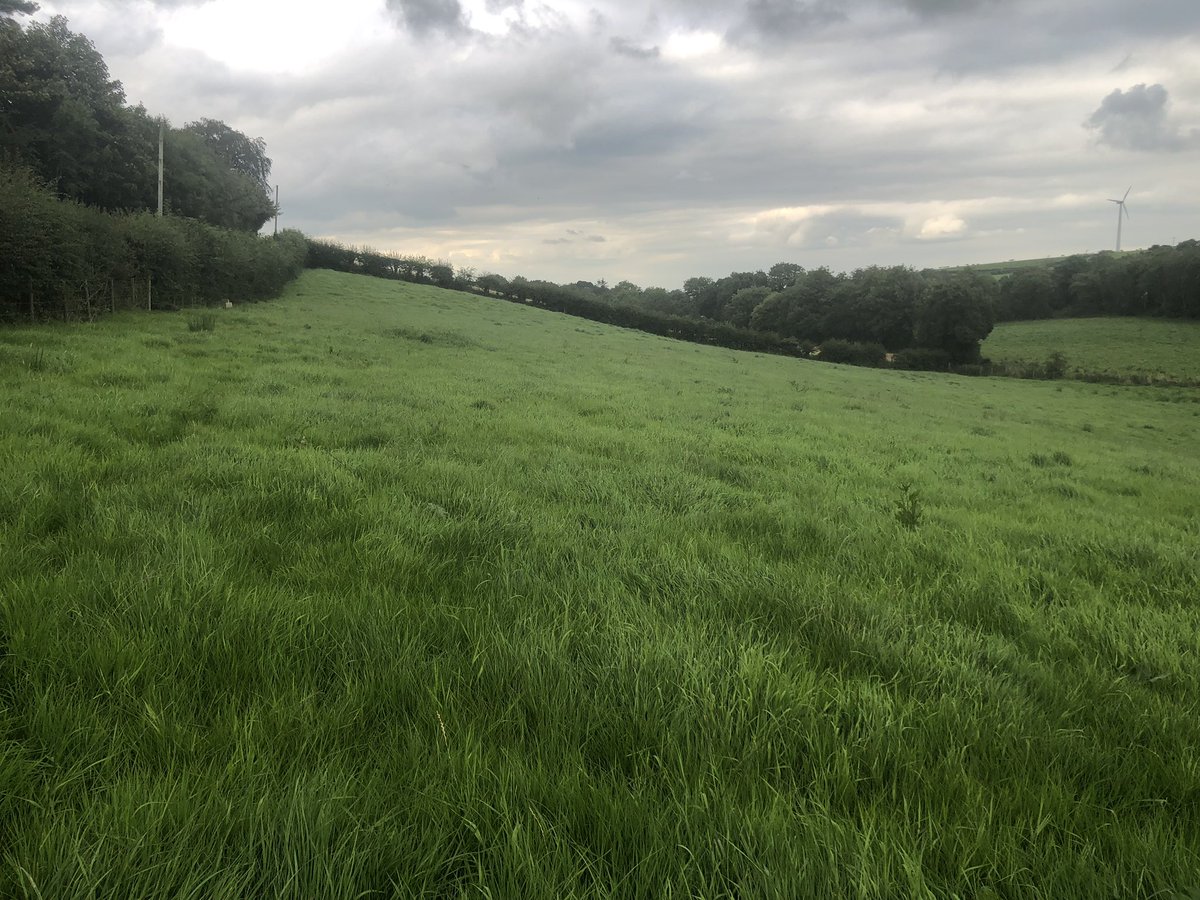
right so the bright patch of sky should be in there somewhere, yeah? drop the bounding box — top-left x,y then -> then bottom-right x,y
159,0 -> 392,74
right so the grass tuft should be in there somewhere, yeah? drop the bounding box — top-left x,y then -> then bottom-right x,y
186,311 -> 217,332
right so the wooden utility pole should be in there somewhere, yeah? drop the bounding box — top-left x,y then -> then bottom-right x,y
274,185 -> 279,236
157,121 -> 164,217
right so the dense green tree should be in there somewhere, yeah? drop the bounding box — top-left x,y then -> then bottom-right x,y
850,266 -> 923,349
0,15 -> 148,209
748,291 -> 790,335
1050,255 -> 1091,312
767,262 -> 804,292
723,286 -> 770,328
184,117 -> 272,191
914,274 -> 996,362
609,280 -> 643,306
162,126 -> 274,231
476,273 -> 509,296
997,268 -> 1055,320
0,13 -> 273,230
766,266 -> 842,340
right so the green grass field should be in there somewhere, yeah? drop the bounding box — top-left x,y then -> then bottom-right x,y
984,317 -> 1200,381
944,256 -> 1070,278
2,270 -> 1199,898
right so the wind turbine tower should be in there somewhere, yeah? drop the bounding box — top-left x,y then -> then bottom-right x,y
1108,186 -> 1131,252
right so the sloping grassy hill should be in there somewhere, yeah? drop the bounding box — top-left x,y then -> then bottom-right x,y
1,270 -> 1198,898
984,317 -> 1200,381
943,255 -> 1070,277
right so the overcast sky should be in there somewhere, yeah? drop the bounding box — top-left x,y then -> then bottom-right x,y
32,0 -> 1200,287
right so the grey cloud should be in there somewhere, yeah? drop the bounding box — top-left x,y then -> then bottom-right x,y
726,0 -> 846,44
895,0 -> 1000,18
1085,84 -> 1192,152
385,0 -> 467,35
89,0 -> 1200,285
610,36 -> 659,60
902,0 -> 1200,74
543,234 -> 606,245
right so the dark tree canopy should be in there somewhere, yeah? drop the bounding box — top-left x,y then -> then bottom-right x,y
0,1 -> 38,17
914,274 -> 996,363
184,117 -> 272,192
0,14 -> 274,230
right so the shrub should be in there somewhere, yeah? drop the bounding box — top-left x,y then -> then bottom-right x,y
893,347 -> 952,371
818,339 -> 886,366
1043,351 -> 1069,379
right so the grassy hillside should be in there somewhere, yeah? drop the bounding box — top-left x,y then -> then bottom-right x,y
943,255 -> 1069,277
984,317 -> 1200,381
1,270 -> 1198,898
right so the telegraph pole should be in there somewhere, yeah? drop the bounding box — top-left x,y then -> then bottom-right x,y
157,121 -> 164,217
274,184 -> 279,235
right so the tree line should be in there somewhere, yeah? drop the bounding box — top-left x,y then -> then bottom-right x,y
1,4 -> 274,230
306,234 -> 1200,373
0,4 -> 302,321
304,239 -> 997,369
993,244 -> 1200,321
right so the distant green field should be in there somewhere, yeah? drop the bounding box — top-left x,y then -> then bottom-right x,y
2,270 -> 1198,898
941,256 -> 1069,278
984,317 -> 1200,381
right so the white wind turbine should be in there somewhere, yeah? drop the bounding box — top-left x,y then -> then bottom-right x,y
1108,186 -> 1131,252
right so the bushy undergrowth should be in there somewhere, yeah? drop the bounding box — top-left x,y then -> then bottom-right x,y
0,167 -> 306,322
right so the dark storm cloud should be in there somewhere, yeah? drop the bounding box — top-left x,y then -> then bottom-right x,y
1086,84 -> 1192,152
386,0 -> 467,36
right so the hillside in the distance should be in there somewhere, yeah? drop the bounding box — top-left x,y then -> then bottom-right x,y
984,317 -> 1200,380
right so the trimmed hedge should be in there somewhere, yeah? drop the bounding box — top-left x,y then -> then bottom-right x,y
1,166 -> 306,322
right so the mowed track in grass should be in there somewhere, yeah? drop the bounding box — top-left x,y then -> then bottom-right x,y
1,269 -> 1198,898
983,317 -> 1200,381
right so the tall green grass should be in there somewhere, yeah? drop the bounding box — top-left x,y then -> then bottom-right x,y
1,270 -> 1198,897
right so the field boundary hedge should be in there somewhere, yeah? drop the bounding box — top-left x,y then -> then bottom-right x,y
1,167 -> 306,323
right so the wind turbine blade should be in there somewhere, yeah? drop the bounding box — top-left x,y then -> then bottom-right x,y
1123,205 -> 1131,220
1122,186 -> 1132,202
